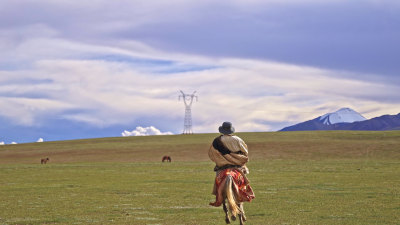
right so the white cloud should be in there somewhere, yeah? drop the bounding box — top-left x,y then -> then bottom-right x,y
1,47 -> 399,133
0,95 -> 75,126
122,126 -> 173,136
37,138 -> 44,142
0,142 -> 4,145
11,142 -> 17,144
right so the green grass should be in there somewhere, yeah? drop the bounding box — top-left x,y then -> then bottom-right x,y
0,131 -> 399,224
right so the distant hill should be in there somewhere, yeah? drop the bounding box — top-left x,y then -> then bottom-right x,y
332,113 -> 400,131
280,108 -> 400,131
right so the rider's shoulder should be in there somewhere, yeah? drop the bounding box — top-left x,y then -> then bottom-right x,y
231,135 -> 244,142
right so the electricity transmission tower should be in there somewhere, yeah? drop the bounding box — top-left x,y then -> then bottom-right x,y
179,90 -> 198,134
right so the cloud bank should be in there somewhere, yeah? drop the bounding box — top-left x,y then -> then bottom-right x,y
122,126 -> 173,136
1,49 -> 399,135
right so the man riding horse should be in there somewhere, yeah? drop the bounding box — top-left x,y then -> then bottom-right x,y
208,122 -> 255,224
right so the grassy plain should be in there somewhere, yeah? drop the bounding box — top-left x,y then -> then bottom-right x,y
0,131 -> 399,224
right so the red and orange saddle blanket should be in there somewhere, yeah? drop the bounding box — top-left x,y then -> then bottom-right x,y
209,168 -> 255,207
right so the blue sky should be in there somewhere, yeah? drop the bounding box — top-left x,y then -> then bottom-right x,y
1,0 -> 400,143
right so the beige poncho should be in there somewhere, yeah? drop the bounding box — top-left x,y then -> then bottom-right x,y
208,134 -> 249,172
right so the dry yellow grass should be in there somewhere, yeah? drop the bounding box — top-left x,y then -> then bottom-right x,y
0,131 -> 399,164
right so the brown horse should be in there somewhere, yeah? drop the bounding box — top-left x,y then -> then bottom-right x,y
41,158 -> 49,164
162,156 -> 171,162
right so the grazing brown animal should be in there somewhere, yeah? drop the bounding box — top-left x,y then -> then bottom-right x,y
162,155 -> 171,162
41,158 -> 49,164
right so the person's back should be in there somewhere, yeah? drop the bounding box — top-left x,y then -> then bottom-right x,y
219,134 -> 248,155
209,133 -> 249,173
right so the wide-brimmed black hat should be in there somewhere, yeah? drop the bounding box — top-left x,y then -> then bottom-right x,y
219,121 -> 235,134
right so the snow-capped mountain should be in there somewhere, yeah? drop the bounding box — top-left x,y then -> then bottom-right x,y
280,108 -> 400,131
319,108 -> 366,125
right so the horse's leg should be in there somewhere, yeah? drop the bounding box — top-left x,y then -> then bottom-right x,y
240,202 -> 247,221
239,213 -> 244,225
238,202 -> 246,225
223,200 -> 230,224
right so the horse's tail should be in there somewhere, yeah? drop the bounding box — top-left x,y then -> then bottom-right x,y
225,175 -> 240,218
